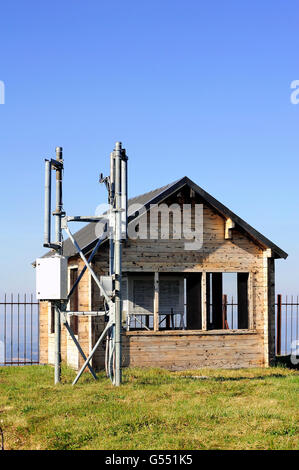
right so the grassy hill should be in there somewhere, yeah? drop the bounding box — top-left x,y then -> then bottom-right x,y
0,365 -> 298,450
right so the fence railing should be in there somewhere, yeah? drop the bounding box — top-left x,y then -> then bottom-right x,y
0,294 -> 39,366
222,294 -> 299,356
0,292 -> 297,366
222,294 -> 299,355
276,294 -> 299,356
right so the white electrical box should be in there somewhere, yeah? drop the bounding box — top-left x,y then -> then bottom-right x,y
100,275 -> 114,297
36,256 -> 68,300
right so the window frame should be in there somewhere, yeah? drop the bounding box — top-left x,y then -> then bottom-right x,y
205,271 -> 252,331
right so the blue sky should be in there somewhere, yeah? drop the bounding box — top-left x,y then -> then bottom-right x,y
0,0 -> 298,296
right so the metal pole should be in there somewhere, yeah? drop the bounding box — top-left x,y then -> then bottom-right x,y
107,151 -> 115,383
109,152 -> 115,276
276,294 -> 282,356
54,302 -> 61,384
114,141 -> 122,386
55,146 -> 63,249
121,151 -> 128,240
54,146 -> 63,384
44,159 -> 51,246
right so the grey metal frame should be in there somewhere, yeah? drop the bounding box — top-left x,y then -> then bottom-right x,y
41,142 -> 128,386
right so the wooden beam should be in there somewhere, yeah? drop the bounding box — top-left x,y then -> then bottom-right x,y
186,273 -> 202,329
225,218 -> 235,239
201,272 -> 207,330
153,272 -> 159,331
212,273 -> 223,329
248,272 -> 254,330
263,251 -> 270,366
237,273 -> 249,329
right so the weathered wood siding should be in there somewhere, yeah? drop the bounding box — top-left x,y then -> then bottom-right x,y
39,301 -> 48,364
122,331 -> 264,370
89,189 -> 273,370
40,186 -> 275,371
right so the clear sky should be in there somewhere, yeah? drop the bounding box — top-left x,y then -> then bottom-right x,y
0,0 -> 298,296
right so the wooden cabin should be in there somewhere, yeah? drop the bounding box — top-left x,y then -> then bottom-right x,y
39,176 -> 287,371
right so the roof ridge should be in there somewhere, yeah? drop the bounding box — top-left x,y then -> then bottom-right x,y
37,175 -> 287,261
128,177 -> 183,203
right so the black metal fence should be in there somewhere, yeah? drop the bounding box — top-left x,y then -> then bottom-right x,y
276,294 -> 299,356
0,292 -> 297,366
222,294 -> 299,356
0,294 -> 39,366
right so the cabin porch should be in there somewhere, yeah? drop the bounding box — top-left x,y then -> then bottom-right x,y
122,271 -> 251,333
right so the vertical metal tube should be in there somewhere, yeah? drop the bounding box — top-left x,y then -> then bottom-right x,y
154,272 -> 159,331
121,152 -> 128,240
276,294 -> 282,356
55,147 -> 63,250
114,141 -> 122,386
109,152 -> 115,276
24,294 -> 26,363
30,293 -> 33,363
54,146 -> 63,383
44,160 -> 51,246
285,296 -> 287,355
17,294 -> 20,364
107,151 -> 115,383
11,294 -> 13,364
37,299 -> 40,364
54,303 -> 61,384
4,294 -> 6,365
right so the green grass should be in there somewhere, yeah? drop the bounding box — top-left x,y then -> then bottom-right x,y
0,365 -> 298,450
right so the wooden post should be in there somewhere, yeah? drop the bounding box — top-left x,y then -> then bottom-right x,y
237,273 -> 249,329
276,294 -> 282,356
154,272 -> 159,331
212,273 -> 223,329
201,272 -> 207,330
248,272 -> 254,330
186,273 -> 202,329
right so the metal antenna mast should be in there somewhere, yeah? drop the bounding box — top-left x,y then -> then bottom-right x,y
114,142 -> 123,386
37,142 -> 128,386
54,146 -> 63,384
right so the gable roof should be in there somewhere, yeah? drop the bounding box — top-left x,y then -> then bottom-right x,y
41,179 -> 180,260
41,176 -> 288,260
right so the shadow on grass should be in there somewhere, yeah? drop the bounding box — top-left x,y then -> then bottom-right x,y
124,373 -> 290,386
275,355 -> 299,370
179,374 -> 287,382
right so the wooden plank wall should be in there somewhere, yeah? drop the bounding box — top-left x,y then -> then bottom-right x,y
39,301 -> 48,364
40,186 -> 275,371
122,331 -> 264,370
267,256 -> 276,365
89,188 -> 272,370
